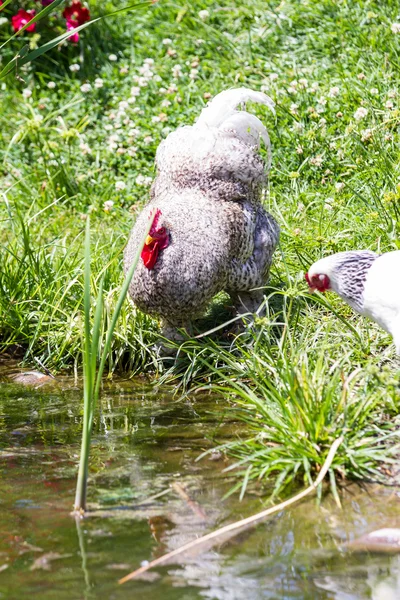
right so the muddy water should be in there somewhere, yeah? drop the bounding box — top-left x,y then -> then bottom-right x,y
0,367 -> 400,599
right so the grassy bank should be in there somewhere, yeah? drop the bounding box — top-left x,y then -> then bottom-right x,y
1,0 -> 400,491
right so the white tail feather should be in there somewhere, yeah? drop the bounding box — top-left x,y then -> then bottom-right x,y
219,112 -> 273,171
196,87 -> 275,128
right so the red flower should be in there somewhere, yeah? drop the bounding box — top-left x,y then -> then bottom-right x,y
63,1 -> 90,26
66,19 -> 80,43
11,9 -> 36,32
141,210 -> 169,270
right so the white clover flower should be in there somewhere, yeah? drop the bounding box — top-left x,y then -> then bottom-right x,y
328,86 -> 340,98
22,88 -> 32,98
79,142 -> 92,155
298,78 -> 308,89
144,58 -> 154,65
391,23 -> 400,33
290,103 -> 299,114
317,96 -> 327,105
324,198 -> 334,211
310,82 -> 319,93
103,200 -> 114,212
120,66 -> 129,75
69,63 -> 80,72
161,99 -> 171,108
139,65 -> 153,76
151,115 -> 160,123
80,83 -> 92,93
104,124 -> 113,131
127,147 -> 137,157
137,77 -> 148,87
198,9 -> 209,20
115,181 -> 126,191
354,107 -> 368,120
117,147 -> 126,154
296,145 -> 303,154
287,86 -> 297,94
385,100 -> 394,109
319,117 -> 327,126
189,68 -> 199,80
172,64 -> 183,78
357,73 -> 366,80
128,128 -> 140,137
143,135 -> 153,145
135,174 -> 152,187
118,100 -> 129,111
0,17 -> 8,26
108,54 -> 118,61
369,87 -> 379,95
162,38 -> 172,45
269,73 -> 278,81
361,128 -> 373,142
47,81 -> 56,89
94,78 -> 104,88
310,155 -> 323,167
167,83 -> 178,93
130,86 -> 140,97
335,182 -> 345,192
388,89 -> 396,98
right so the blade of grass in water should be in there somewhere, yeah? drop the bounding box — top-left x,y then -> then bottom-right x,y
74,210 -> 155,514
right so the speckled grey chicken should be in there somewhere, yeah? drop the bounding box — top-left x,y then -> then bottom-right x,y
124,88 -> 279,338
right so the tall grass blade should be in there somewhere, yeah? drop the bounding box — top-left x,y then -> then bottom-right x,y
74,210 -> 156,514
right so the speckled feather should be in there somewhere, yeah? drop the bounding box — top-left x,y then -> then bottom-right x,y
332,251 -> 378,311
124,88 -> 279,326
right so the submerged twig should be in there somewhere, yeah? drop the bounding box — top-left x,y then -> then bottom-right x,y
119,436 -> 343,584
171,482 -> 207,520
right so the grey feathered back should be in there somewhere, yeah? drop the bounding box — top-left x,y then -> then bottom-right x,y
334,251 -> 378,310
124,88 -> 280,327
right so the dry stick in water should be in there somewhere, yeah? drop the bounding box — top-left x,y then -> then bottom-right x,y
119,436 -> 343,584
171,482 -> 207,521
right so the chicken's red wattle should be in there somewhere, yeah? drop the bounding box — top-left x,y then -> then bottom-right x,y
141,209 -> 169,269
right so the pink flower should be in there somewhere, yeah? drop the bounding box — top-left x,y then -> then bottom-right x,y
66,19 -> 79,43
11,9 -> 36,32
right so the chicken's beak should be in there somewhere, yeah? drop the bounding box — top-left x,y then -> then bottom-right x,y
145,234 -> 156,245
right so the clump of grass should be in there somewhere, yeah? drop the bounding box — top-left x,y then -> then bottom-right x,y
74,211 -> 153,513
160,286 -> 400,500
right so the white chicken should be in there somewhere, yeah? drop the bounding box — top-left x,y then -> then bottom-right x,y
306,250 -> 400,354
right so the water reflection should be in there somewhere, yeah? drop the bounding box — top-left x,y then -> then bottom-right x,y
0,372 -> 399,599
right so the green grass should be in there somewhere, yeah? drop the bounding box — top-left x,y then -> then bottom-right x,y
1,0 -> 400,495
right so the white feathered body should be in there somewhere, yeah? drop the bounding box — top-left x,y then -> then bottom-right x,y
362,251 -> 400,352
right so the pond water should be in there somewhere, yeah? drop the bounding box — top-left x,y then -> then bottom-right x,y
1,363 -> 400,600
